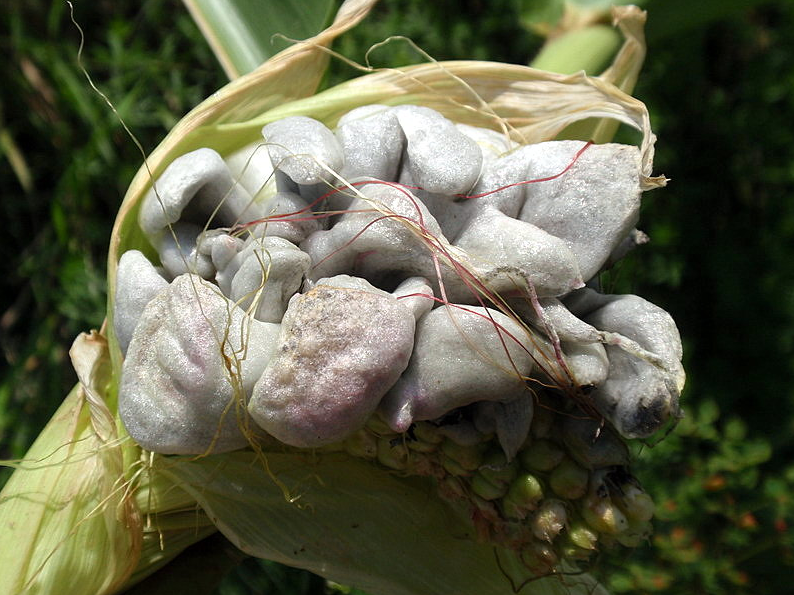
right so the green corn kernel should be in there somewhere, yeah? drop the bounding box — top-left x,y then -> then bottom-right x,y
502,473 -> 544,519
407,438 -> 438,454
412,421 -> 444,445
519,439 -> 565,472
531,499 -> 567,542
567,521 -> 599,551
441,456 -> 470,477
563,415 -> 629,469
344,429 -> 378,459
530,401 -> 556,439
581,494 -> 629,534
615,484 -> 655,522
560,543 -> 596,561
471,472 -> 508,501
549,457 -> 589,499
366,414 -> 398,437
376,436 -> 409,470
441,439 -> 485,471
615,519 -> 653,547
520,542 -> 559,576
477,450 -> 518,488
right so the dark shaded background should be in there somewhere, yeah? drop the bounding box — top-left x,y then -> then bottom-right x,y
2,1 -> 793,593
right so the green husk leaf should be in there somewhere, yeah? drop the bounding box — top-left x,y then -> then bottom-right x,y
546,5 -> 650,143
161,451 -> 608,595
0,334 -> 140,595
183,0 -> 336,79
531,25 -> 621,75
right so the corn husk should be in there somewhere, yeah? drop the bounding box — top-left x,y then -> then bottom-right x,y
0,332 -> 140,595
1,2 -> 661,593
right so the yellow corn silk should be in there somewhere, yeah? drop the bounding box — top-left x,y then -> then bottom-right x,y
0,1 -> 667,594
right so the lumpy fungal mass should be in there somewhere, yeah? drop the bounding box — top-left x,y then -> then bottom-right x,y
114,104 -> 685,574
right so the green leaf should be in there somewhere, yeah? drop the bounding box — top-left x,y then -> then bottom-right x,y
183,0 -> 337,80
530,25 -> 621,75
518,0 -> 565,33
163,451 -> 609,595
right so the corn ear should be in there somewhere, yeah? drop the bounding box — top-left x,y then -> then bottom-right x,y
2,2 -> 663,593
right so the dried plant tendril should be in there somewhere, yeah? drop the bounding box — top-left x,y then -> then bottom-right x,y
113,100 -> 684,577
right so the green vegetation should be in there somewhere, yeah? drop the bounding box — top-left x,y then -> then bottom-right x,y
2,0 -> 793,593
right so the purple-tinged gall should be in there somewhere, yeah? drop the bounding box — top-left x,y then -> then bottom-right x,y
248,275 -> 415,448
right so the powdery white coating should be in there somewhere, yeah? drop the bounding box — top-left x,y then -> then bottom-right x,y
198,230 -> 245,273
248,275 -> 416,448
227,237 -> 311,323
275,170 -> 299,194
139,148 -> 262,241
224,141 -> 275,198
571,288 -> 685,438
392,276 -> 435,321
510,296 -> 602,347
568,289 -> 684,383
158,222 -> 215,280
114,250 -> 168,355
119,274 -> 280,454
380,305 -> 535,433
246,191 -> 320,244
405,190 -> 473,242
262,116 -> 343,185
512,294 -> 665,389
336,104 -> 404,182
392,105 -> 483,195
561,341 -> 609,388
300,181 -> 449,281
519,141 -> 642,280
592,347 -> 677,439
604,229 -> 649,270
452,206 -> 584,299
464,144 -> 542,219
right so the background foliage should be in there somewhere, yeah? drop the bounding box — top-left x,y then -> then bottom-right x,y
1,0 -> 793,593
